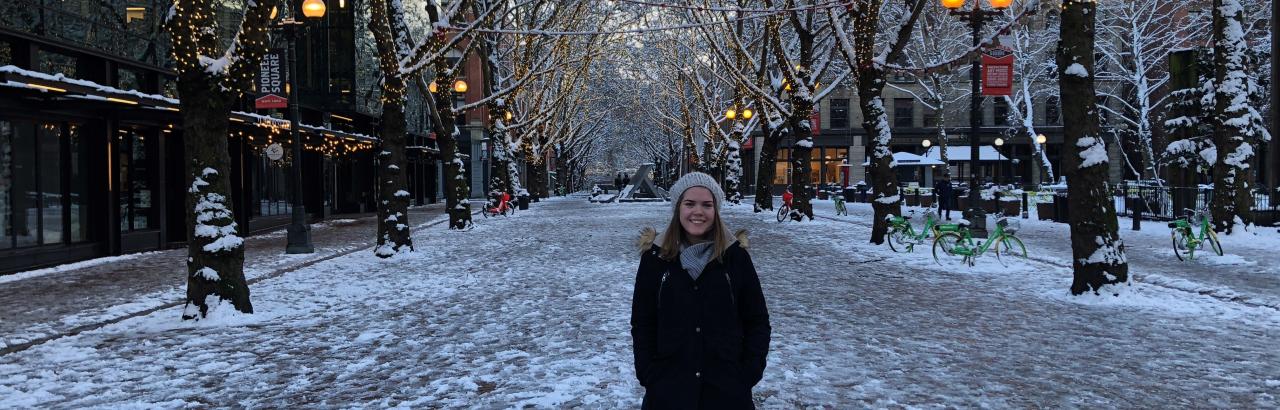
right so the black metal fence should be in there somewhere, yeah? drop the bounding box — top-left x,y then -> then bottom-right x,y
1112,184 -> 1274,221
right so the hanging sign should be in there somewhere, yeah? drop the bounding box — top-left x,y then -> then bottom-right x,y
810,111 -> 821,136
981,46 -> 1014,96
265,143 -> 285,161
255,50 -> 287,109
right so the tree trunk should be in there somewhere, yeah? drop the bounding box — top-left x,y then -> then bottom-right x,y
724,128 -> 744,204
753,122 -> 783,212
369,0 -> 412,256
1209,0 -> 1259,233
178,79 -> 251,318
1059,0 -> 1129,296
860,72 -> 901,244
434,78 -> 472,229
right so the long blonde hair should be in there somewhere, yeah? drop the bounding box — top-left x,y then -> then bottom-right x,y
657,192 -> 731,262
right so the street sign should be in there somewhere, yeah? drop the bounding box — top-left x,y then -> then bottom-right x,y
982,46 -> 1014,96
255,50 -> 287,109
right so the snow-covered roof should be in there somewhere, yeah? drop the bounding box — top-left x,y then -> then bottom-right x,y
0,65 -> 377,144
923,146 -> 1009,162
862,151 -> 946,167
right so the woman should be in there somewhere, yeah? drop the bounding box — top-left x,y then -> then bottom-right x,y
631,172 -> 772,409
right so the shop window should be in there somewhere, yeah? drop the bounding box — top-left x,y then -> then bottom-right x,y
923,107 -> 939,128
39,123 -> 62,244
255,155 -> 292,217
1,120 -> 88,248
773,148 -> 790,185
118,128 -> 155,231
69,125 -> 89,242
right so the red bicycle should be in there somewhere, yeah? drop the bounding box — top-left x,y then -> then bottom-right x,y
483,191 -> 515,218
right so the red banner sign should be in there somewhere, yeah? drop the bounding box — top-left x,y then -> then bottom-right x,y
810,111 -> 821,136
981,46 -> 1014,96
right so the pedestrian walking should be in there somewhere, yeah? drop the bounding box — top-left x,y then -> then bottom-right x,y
632,172 -> 772,409
934,176 -> 953,220
616,173 -> 624,194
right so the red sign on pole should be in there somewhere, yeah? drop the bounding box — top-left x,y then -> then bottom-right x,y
810,111 -> 821,136
981,46 -> 1014,96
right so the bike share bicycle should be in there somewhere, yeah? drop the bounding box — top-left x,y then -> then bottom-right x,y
932,216 -> 1027,267
1169,208 -> 1223,261
885,208 -> 942,253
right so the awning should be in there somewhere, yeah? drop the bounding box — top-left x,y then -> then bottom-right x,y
922,146 -> 1009,162
0,65 -> 377,144
862,151 -> 946,166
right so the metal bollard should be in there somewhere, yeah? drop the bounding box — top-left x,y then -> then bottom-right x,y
1130,195 -> 1141,231
1021,191 -> 1029,219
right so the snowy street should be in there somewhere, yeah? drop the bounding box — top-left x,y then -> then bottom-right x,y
2,197 -> 1278,408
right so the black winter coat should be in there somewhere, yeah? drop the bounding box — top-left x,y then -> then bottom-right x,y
631,234 -> 771,409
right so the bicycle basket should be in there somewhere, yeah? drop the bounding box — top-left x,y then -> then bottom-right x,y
997,217 -> 1020,234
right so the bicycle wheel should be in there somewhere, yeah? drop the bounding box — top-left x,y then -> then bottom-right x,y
994,235 -> 1028,266
482,207 -> 493,218
1171,230 -> 1190,261
776,205 -> 788,222
887,227 -> 909,253
932,232 -> 967,266
1206,229 -> 1223,256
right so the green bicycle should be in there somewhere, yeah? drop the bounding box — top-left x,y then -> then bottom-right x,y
886,209 -> 941,253
1169,208 -> 1223,261
832,193 -> 848,216
932,217 -> 1027,267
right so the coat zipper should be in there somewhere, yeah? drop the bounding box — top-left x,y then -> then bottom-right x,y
657,271 -> 670,309
724,272 -> 736,308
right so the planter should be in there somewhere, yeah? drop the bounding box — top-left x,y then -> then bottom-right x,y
920,196 -> 935,208
1037,202 -> 1055,220
956,197 -> 969,212
906,193 -> 920,206
1000,201 -> 1021,217
982,199 -> 998,213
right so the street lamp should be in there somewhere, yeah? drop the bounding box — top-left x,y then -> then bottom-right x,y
741,108 -> 753,119
922,139 -> 932,148
994,137 -> 1004,187
276,0 -> 326,254
943,0 -> 1007,237
725,107 -> 737,120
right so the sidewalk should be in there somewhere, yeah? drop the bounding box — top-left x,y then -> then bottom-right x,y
0,204 -> 448,352
820,200 -> 1280,310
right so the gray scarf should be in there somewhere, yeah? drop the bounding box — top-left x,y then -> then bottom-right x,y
680,242 -> 716,281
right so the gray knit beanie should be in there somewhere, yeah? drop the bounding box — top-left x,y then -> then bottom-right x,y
669,172 -> 725,209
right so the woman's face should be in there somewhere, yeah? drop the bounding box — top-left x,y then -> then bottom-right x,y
679,187 -> 716,241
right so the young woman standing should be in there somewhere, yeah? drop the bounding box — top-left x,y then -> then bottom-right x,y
632,172 -> 772,409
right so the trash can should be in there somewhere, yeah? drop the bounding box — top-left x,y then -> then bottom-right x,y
1052,192 -> 1069,222
518,192 -> 531,210
843,187 -> 856,203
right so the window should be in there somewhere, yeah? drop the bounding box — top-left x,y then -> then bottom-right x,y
829,99 -> 850,129
773,149 -> 790,185
923,107 -> 939,128
0,41 -> 11,66
254,155 -> 292,217
1,120 -> 89,248
993,99 -> 1010,126
820,148 -> 849,184
117,128 -> 155,231
1045,96 -> 1061,125
894,98 -> 914,128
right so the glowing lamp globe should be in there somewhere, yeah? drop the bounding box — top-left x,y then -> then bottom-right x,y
725,108 -> 737,120
428,81 -> 438,93
302,0 -> 326,19
742,109 -> 753,119
1036,134 -> 1047,144
940,0 -> 965,10
994,137 -> 1004,147
922,139 -> 932,148
453,80 -> 468,93
987,0 -> 1012,9
504,111 -> 513,121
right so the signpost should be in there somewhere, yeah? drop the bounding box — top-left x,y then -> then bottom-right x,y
255,50 -> 287,110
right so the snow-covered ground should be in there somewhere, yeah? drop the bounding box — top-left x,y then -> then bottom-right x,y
1,197 -> 1278,408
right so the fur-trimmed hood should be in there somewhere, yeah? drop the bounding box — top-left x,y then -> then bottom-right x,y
637,226 -> 749,253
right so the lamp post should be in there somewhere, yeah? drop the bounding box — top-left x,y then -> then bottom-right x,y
942,0 -> 1007,237
993,137 -> 1004,187
277,0 -> 326,254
